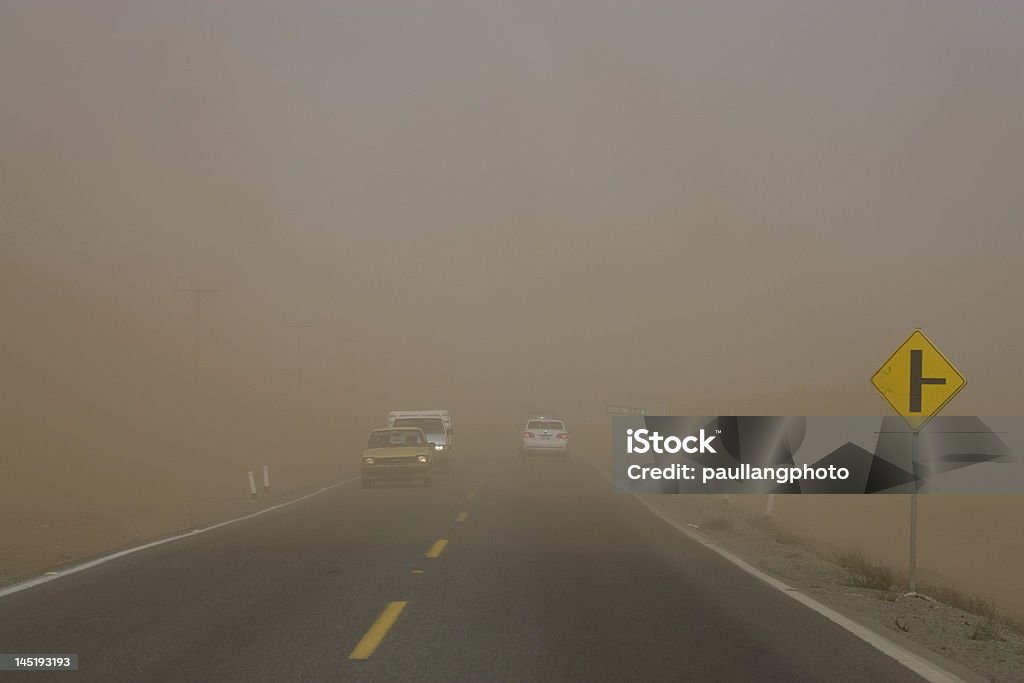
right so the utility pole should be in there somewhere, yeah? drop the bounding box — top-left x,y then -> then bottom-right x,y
177,288 -> 221,381
338,334 -> 358,408
284,322 -> 314,411
177,287 -> 220,455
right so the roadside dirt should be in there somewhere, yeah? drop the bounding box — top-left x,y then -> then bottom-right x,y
648,494 -> 1024,683
0,449 -> 358,586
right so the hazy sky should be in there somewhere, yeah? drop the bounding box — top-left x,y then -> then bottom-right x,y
2,1 -> 1023,415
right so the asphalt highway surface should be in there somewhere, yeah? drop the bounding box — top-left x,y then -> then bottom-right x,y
1,441 -> 933,682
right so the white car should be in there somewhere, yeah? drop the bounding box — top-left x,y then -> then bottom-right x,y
519,417 -> 571,459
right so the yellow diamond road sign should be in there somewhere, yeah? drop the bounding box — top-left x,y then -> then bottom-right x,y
871,329 -> 966,432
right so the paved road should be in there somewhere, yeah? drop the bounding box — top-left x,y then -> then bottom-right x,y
1,440 -> 931,682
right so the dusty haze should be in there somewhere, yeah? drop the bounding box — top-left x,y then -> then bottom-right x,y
2,1 -> 1023,618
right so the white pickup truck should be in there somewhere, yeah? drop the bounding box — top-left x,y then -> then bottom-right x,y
388,410 -> 453,472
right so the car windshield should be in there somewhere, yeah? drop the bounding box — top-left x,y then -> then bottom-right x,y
367,431 -> 424,448
528,420 -> 564,430
392,418 -> 446,433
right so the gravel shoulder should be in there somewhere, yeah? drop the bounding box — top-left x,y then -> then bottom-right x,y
645,494 -> 1024,683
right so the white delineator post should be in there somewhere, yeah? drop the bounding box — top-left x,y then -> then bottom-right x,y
248,471 -> 257,501
263,465 -> 270,495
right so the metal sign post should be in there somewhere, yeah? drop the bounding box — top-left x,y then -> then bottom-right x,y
871,329 -> 965,594
909,431 -> 919,592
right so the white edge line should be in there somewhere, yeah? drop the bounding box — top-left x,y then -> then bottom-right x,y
0,475 -> 361,600
591,464 -> 967,683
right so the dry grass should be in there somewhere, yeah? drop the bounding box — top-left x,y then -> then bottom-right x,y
746,514 -> 777,534
834,546 -> 897,591
741,513 -> 1022,642
920,582 -> 1008,641
746,514 -> 813,549
701,515 -> 734,531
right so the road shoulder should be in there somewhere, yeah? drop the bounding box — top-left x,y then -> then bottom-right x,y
637,490 -> 1023,683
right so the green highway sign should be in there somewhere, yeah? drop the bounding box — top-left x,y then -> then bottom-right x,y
607,405 -> 646,416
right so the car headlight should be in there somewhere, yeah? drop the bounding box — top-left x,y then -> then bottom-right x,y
363,456 -> 375,465
417,454 -> 429,463
434,444 -> 444,451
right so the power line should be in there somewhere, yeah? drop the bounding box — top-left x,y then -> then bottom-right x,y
0,207 -> 87,256
0,196 -> 157,285
0,196 -> 93,251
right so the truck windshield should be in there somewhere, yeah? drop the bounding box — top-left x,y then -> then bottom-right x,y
393,418 -> 446,434
367,431 -> 423,448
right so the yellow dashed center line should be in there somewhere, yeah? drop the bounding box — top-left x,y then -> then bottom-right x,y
349,601 -> 407,660
455,511 -> 468,523
425,539 -> 448,558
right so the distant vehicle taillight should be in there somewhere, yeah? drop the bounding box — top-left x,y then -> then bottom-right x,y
523,431 -> 535,438
557,433 -> 569,439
